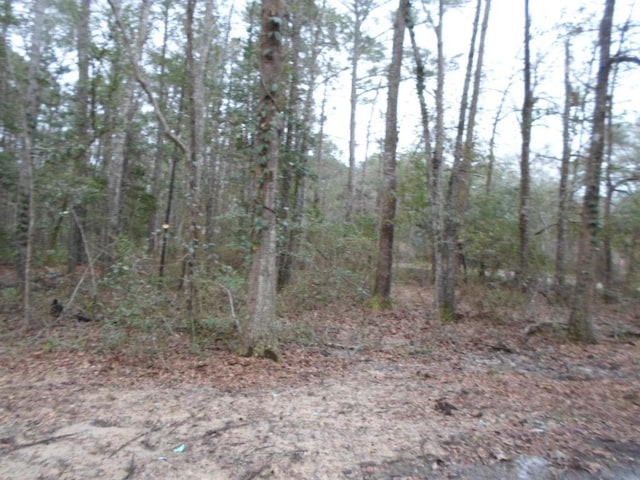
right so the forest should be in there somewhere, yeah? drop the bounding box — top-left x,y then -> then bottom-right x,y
1,0 -> 640,477
2,0 -> 639,352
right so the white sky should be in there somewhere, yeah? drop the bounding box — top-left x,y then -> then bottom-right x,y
322,0 -> 640,172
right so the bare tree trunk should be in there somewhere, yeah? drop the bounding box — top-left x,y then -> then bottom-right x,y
485,76 -> 513,197
371,0 -> 408,306
345,0 -> 374,221
108,0 -> 193,286
568,0 -> 616,343
204,5 -> 236,255
555,39 -> 572,295
431,0 -> 446,316
68,0 -> 91,272
440,0 -> 482,319
602,156 -> 615,303
277,11 -> 302,289
15,0 -> 46,326
407,4 -> 437,302
105,0 -> 151,257
602,55 -> 622,304
518,0 -> 533,288
460,0 -> 490,207
625,228 -> 639,287
148,0 -> 171,255
278,8 -> 323,289
182,0 -> 217,316
241,0 -> 286,360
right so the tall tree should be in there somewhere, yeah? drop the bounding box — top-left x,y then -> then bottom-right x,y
407,2 -> 434,291
430,0 -> 446,316
15,0 -> 46,325
440,0 -> 485,319
567,0 -> 616,343
518,0 -> 533,287
555,38 -> 572,293
182,0 -> 217,315
67,0 -> 92,273
371,0 -> 408,306
104,0 -> 151,258
241,0 -> 286,360
344,0 -> 378,221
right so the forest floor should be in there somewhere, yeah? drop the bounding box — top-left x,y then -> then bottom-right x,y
0,283 -> 639,479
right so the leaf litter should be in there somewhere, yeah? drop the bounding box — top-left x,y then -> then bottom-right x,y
0,285 -> 639,479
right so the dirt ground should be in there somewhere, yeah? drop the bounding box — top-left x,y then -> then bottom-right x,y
1,285 -> 639,479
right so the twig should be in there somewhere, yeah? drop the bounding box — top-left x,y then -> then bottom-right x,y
151,334 -> 174,374
66,250 -> 104,317
204,421 -> 249,438
69,207 -> 98,295
107,0 -> 188,156
324,342 -> 360,351
480,342 -> 515,354
216,282 -> 239,331
121,454 -> 135,480
110,431 -> 147,458
4,432 -> 77,452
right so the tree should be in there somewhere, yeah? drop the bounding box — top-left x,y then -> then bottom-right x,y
103,0 -> 152,259
518,0 -> 533,288
407,1 -> 437,305
555,38 -> 572,293
344,0 -> 380,221
67,0 -> 91,273
241,0 -> 286,360
567,0 -> 616,343
431,0 -> 446,316
278,0 -> 333,289
371,0 -> 408,306
440,0 -> 488,319
182,0 -> 218,315
14,0 -> 46,326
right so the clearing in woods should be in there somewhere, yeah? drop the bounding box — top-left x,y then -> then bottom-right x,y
0,285 -> 639,479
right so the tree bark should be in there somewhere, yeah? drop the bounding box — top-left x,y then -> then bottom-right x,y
555,39 -> 572,294
518,0 -> 533,288
182,0 -> 217,315
15,0 -> 46,326
148,0 -> 171,255
105,0 -> 151,258
440,0 -> 483,319
431,0 -> 446,316
408,3 -> 437,309
345,0 -> 375,221
568,0 -> 616,343
68,0 -> 91,272
601,45 -> 623,304
278,5 -> 323,289
371,0 -> 408,306
241,0 -> 286,360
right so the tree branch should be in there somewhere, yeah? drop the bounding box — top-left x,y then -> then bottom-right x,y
609,54 -> 640,66
106,0 -> 189,156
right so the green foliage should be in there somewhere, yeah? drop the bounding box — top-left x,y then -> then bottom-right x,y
278,215 -> 375,312
467,280 -> 529,323
465,180 -> 520,275
0,150 -> 18,191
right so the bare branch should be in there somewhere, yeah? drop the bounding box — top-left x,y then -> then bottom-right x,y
106,0 -> 189,156
610,54 -> 640,66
